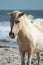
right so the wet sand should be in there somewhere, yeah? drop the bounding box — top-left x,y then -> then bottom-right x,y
0,46 -> 43,65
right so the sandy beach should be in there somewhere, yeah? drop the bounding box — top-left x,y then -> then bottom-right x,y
0,46 -> 43,65
0,47 -> 21,65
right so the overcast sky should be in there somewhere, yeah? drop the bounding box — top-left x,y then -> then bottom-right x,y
0,0 -> 43,10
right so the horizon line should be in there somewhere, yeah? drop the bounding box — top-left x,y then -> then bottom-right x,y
0,9 -> 43,11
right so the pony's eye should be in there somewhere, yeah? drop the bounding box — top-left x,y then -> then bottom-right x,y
15,20 -> 20,24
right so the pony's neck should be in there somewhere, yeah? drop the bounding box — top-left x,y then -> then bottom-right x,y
18,18 -> 32,41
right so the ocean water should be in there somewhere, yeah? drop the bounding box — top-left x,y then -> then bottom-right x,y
0,10 -> 43,47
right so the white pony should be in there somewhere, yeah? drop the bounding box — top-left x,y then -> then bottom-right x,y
9,10 -> 43,65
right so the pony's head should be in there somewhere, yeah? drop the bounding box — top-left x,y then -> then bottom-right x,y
9,10 -> 25,39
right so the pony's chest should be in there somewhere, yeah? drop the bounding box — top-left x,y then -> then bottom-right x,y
17,36 -> 31,52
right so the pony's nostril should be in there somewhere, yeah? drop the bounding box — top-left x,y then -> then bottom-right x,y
9,32 -> 14,38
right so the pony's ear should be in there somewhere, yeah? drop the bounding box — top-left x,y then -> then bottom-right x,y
18,13 -> 24,18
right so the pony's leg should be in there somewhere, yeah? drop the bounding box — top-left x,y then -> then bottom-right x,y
20,52 -> 25,65
27,49 -> 33,65
36,52 -> 40,65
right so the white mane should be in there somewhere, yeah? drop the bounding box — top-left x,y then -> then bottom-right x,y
28,15 -> 34,23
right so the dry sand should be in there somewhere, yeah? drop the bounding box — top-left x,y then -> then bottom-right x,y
0,46 -> 43,65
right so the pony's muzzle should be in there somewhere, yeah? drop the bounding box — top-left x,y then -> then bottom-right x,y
9,32 -> 15,39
